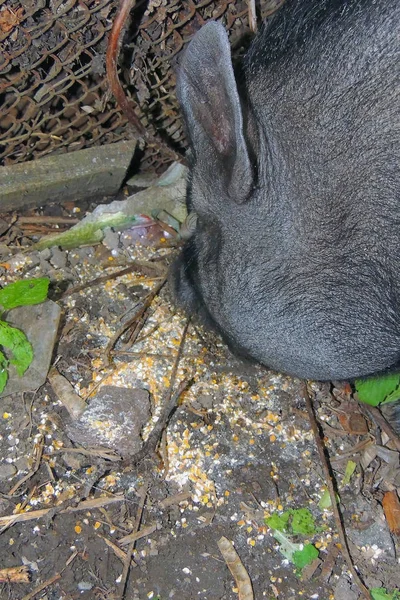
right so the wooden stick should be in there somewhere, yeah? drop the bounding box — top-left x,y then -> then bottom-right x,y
248,0 -> 257,33
106,0 -> 185,164
0,494 -> 125,527
62,261 -> 164,298
363,404 -> 400,451
0,565 -> 30,583
21,573 -> 61,600
118,522 -> 158,546
302,383 -> 372,600
118,482 -> 148,599
105,277 -> 167,360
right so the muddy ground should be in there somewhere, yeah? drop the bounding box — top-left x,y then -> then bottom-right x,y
0,190 -> 399,600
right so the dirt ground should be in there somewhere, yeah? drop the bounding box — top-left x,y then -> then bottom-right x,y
0,192 -> 399,600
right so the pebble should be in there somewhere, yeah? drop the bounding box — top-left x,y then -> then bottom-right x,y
62,452 -> 89,470
0,463 -> 17,479
77,581 -> 93,591
50,247 -> 67,269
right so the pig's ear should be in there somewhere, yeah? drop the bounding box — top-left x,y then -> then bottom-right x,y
177,21 -> 253,204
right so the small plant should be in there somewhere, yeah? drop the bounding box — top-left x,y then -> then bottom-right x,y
355,373 -> 400,407
265,508 -> 319,573
370,588 -> 400,600
0,278 -> 49,393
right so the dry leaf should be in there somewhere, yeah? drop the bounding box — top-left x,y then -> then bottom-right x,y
217,536 -> 254,600
0,7 -> 24,33
382,490 -> 400,535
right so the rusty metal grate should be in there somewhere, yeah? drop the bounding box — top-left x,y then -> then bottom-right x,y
0,0 -> 283,172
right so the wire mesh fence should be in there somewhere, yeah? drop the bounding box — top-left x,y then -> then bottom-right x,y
0,0 -> 283,172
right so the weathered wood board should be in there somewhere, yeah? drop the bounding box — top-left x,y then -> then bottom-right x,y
0,140 -> 137,212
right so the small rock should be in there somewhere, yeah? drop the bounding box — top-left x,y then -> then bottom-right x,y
126,172 -> 159,188
68,247 -> 93,267
77,581 -> 93,591
39,248 -> 52,260
102,227 -> 120,251
25,253 -> 41,269
196,394 -> 214,409
334,576 -> 359,600
14,456 -> 29,472
0,498 -> 12,515
348,514 -> 395,557
50,247 -> 67,269
62,452 -> 90,470
66,386 -> 151,458
0,463 -> 17,479
365,577 -> 383,589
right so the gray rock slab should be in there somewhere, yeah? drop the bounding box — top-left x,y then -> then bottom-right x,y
66,385 -> 151,458
1,300 -> 61,397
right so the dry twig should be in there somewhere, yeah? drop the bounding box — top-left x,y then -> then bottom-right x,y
106,0 -> 185,164
248,0 -> 257,32
21,573 -> 61,600
55,446 -> 121,461
118,522 -> 158,546
17,216 -> 80,225
99,535 -> 137,567
302,383 -> 372,600
0,494 -> 125,528
105,277 -> 167,361
7,435 -> 44,496
363,404 -> 400,451
158,490 -> 192,509
0,565 -> 30,583
117,482 -> 148,599
62,261 -> 164,298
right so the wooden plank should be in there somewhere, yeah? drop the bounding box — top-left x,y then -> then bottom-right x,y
0,140 -> 137,211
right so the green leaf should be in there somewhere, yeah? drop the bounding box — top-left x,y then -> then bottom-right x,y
291,508 -> 316,536
0,349 -> 8,394
370,587 -> 400,600
271,530 -> 302,562
355,374 -> 400,407
0,320 -> 33,377
341,460 -> 357,487
265,511 -> 291,532
271,530 -> 318,572
292,543 -> 319,570
266,508 -> 316,536
318,489 -> 331,509
0,278 -> 49,310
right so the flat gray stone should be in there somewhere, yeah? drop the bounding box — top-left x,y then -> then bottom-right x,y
66,385 -> 151,458
1,300 -> 61,397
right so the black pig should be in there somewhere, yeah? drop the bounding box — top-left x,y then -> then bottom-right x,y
171,0 -> 400,383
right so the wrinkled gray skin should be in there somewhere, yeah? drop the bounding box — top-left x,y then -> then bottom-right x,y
171,0 -> 400,382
